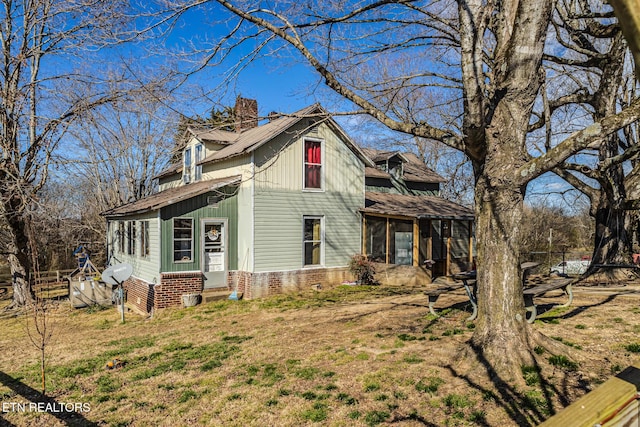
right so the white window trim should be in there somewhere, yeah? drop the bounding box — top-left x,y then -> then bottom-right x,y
127,221 -> 137,256
140,220 -> 150,258
302,215 -> 324,267
302,137 -> 325,192
183,147 -> 192,184
194,144 -> 203,182
118,221 -> 125,254
173,217 -> 194,263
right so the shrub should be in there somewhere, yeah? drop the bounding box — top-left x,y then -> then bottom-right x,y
348,254 -> 379,285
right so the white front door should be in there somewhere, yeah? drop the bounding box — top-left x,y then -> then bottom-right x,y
202,220 -> 226,288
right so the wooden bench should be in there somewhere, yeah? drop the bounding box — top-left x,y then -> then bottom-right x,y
425,271 -> 478,321
425,280 -> 477,321
523,278 -> 574,323
425,262 -> 541,322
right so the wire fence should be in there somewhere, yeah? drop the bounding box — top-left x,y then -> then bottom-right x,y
522,251 -> 592,276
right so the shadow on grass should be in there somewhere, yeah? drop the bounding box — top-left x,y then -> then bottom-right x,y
389,411 -> 440,426
535,292 -> 621,322
0,371 -> 98,426
330,291 -> 475,325
447,340 -> 583,427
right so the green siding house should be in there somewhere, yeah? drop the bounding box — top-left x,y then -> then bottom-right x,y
102,98 -> 374,313
361,148 -> 475,277
103,97 -> 475,314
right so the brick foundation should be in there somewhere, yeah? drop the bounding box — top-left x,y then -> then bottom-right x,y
228,267 -> 351,299
155,272 -> 204,309
125,267 -> 350,313
123,272 -> 203,314
123,276 -> 155,314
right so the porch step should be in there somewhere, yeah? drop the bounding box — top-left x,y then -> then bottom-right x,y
201,289 -> 242,303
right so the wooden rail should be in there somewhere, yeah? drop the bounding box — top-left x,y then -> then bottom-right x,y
0,269 -> 76,295
540,361 -> 640,426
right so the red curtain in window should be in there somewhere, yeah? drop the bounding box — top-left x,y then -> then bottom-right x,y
305,141 -> 321,188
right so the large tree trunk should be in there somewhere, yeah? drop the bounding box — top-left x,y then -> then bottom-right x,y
587,33 -> 633,272
459,0 -> 553,380
591,202 -> 632,266
5,210 -> 34,308
469,97 -> 535,380
472,175 -> 534,380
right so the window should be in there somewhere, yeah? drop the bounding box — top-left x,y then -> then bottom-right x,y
141,221 -> 150,257
194,144 -> 203,181
431,220 -> 443,260
118,221 -> 125,253
127,221 -> 136,256
183,147 -> 192,184
304,139 -> 322,189
365,216 -> 387,263
173,218 -> 193,262
451,220 -> 470,259
389,219 -> 413,265
303,216 -> 323,266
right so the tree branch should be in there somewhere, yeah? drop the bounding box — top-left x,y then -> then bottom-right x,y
517,97 -> 640,184
213,0 -> 462,149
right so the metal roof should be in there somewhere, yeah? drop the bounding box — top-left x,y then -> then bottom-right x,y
364,166 -> 391,179
154,104 -> 374,181
189,127 -> 238,144
102,175 -> 242,218
363,191 -> 474,220
198,104 -> 373,167
362,148 -> 446,183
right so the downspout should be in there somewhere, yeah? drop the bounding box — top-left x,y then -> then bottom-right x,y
251,152 -> 255,274
156,210 -> 161,278
105,220 -> 110,268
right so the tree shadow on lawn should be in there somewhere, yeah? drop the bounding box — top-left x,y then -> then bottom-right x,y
535,292 -> 621,322
0,370 -> 98,426
447,342 -> 577,427
333,295 -> 475,323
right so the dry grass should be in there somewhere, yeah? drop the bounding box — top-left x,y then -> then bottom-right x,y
1,281 -> 640,426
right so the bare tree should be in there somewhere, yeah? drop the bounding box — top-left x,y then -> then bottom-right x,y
24,293 -> 54,395
146,0 -> 640,380
0,0 -> 140,308
537,2 -> 639,274
58,94 -> 176,263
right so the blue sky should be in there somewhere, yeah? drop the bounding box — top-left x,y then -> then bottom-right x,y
130,4 -> 593,212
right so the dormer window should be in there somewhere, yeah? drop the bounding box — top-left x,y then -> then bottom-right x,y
389,159 -> 403,179
183,147 -> 192,184
304,139 -> 323,190
194,144 -> 203,181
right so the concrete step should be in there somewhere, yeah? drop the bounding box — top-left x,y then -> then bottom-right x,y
201,289 -> 242,303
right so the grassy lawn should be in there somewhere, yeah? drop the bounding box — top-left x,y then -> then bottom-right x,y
0,283 -> 639,426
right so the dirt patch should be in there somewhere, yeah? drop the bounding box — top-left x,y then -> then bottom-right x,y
1,279 -> 640,426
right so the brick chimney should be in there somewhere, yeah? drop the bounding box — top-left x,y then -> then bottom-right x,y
234,96 -> 258,132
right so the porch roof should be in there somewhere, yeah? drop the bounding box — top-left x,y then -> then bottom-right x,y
363,191 -> 474,220
101,175 -> 242,218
